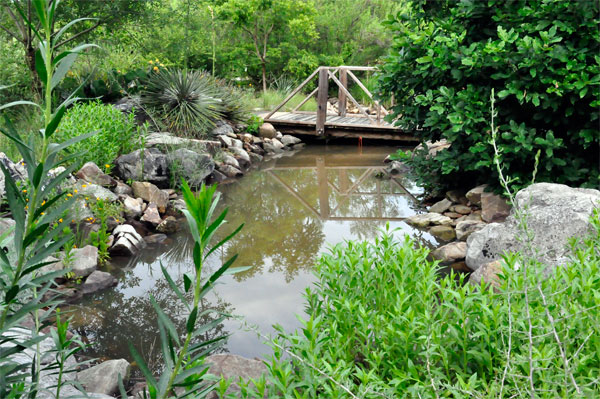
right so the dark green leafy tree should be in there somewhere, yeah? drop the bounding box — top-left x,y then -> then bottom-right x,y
379,0 -> 600,194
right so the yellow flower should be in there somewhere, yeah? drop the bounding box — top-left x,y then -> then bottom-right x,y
41,212 -> 45,216
160,63 -> 165,67
67,193 -> 73,197
41,200 -> 46,206
149,60 -> 154,64
73,245 -> 77,248
59,218 -> 63,223
74,189 -> 78,194
105,164 -> 111,168
155,58 -> 159,62
25,205 -> 28,210
82,184 -> 87,188
153,66 -> 159,72
71,219 -> 75,223
85,197 -> 89,201
22,189 -> 27,193
96,197 -> 100,201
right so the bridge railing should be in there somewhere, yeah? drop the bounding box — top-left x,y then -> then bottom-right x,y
264,66 -> 390,135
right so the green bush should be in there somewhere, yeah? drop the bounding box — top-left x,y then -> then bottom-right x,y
378,0 -> 599,193
231,213 -> 600,398
55,101 -> 143,167
0,40 -> 34,105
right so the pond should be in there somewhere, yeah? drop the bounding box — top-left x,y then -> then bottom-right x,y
70,144 -> 437,371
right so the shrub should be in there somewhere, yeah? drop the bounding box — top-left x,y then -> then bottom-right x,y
141,69 -> 223,137
378,0 -> 600,193
232,213 -> 600,398
55,101 -> 143,167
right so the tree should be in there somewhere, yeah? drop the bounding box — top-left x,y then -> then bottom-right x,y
0,0 -> 145,95
218,0 -> 317,92
379,0 -> 599,193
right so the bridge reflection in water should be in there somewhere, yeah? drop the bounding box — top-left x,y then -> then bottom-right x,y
262,147 -> 419,223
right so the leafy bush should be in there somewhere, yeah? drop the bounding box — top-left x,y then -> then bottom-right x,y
55,101 -> 143,167
378,0 -> 599,193
230,212 -> 600,398
246,115 -> 263,135
0,40 -> 34,105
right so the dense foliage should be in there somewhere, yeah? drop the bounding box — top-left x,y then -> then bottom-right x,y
222,214 -> 600,398
379,0 -> 599,193
55,101 -> 143,167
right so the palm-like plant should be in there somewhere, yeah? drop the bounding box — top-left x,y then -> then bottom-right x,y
141,69 -> 223,137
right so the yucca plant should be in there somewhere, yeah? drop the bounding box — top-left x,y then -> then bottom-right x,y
203,74 -> 249,124
0,0 -> 97,397
141,69 -> 223,137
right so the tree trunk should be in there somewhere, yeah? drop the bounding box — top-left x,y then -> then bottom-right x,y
25,44 -> 42,98
261,61 -> 267,94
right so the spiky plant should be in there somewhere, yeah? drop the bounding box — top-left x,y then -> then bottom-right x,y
141,69 -> 223,137
203,73 -> 250,123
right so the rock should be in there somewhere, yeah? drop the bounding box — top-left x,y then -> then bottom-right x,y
40,255 -> 64,275
0,152 -> 26,182
156,216 -> 179,234
70,245 -> 98,277
481,192 -> 511,223
251,136 -> 263,145
77,359 -> 130,396
0,168 -> 4,198
114,181 -> 133,196
445,190 -> 465,204
229,147 -> 251,167
469,260 -> 503,290
231,138 -> 243,149
466,184 -> 488,206
211,120 -> 235,137
144,233 -> 168,245
258,123 -> 277,139
75,162 -> 117,187
429,198 -> 452,214
114,148 -> 169,187
385,160 -> 409,175
263,141 -> 283,154
432,241 -> 467,263
75,181 -> 118,202
449,261 -> 471,272
123,196 -> 144,219
455,220 -> 486,241
429,225 -> 456,241
205,354 -> 267,399
82,271 -> 117,294
110,224 -> 146,256
132,182 -> 169,213
280,135 -> 301,146
218,164 -> 243,178
444,212 -> 463,219
406,213 -> 453,227
221,153 -> 240,169
292,143 -> 306,150
466,183 -> 600,272
141,203 -> 161,226
449,204 -> 472,215
414,139 -> 451,159
218,135 -> 233,148
167,148 -> 215,187
249,152 -> 263,164
44,285 -> 82,304
145,132 -> 189,147
207,170 -> 227,184
171,199 -> 187,213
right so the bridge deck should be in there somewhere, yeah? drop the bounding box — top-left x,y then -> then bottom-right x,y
264,111 -> 417,141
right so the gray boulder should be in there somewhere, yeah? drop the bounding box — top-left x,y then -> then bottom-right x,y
218,164 -> 243,178
429,198 -> 452,214
280,135 -> 301,146
75,181 -> 118,203
141,203 -> 161,226
110,224 -> 146,257
77,359 -> 130,396
211,120 -> 235,137
229,147 -> 251,167
406,212 -> 453,228
466,184 -> 488,206
455,220 -> 486,241
167,148 -> 214,187
466,183 -> 600,272
132,181 -> 169,213
76,162 -> 117,187
82,270 -> 117,294
0,152 -> 26,182
114,148 -> 169,187
70,245 -> 98,277
432,241 -> 467,263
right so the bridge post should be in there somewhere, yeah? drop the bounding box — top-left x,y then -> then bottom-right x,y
338,68 -> 347,117
316,68 -> 329,135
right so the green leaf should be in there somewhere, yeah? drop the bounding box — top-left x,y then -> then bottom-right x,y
128,342 -> 157,387
51,52 -> 78,90
150,295 -> 180,345
186,307 -> 198,334
32,163 -> 45,188
0,101 -> 41,112
45,106 -> 66,139
183,274 -> 192,293
35,49 -> 48,87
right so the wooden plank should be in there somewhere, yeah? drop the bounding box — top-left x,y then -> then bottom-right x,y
316,68 -> 329,135
339,68 -> 347,117
327,70 -> 375,124
265,67 -> 321,119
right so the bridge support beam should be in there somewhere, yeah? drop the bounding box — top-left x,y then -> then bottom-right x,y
338,68 -> 347,117
316,68 -> 329,135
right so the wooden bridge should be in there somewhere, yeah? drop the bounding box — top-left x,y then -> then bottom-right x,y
263,66 -> 417,142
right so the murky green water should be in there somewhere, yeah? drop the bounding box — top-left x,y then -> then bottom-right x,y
72,144 -> 436,370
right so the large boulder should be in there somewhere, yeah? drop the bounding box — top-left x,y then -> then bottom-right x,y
167,148 -> 214,187
75,181 -> 118,203
406,213 -> 453,228
0,152 -> 26,182
258,122 -> 277,139
480,192 -> 511,223
75,162 -> 117,187
114,148 -> 169,187
77,359 -> 130,396
81,270 -> 117,294
211,120 -> 236,137
466,184 -> 488,206
432,241 -> 467,263
466,183 -> 600,272
110,224 -> 146,257
70,245 -> 98,277
132,181 -> 169,213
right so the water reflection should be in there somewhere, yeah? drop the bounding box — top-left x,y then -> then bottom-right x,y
77,144 -> 435,363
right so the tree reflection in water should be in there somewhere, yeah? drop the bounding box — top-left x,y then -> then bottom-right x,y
74,145 -> 433,365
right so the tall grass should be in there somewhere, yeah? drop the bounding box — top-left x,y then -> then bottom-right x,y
245,89 -> 317,112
